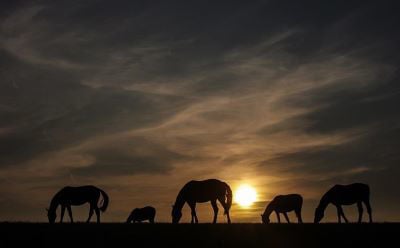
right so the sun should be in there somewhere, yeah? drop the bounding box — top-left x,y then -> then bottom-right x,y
235,184 -> 257,207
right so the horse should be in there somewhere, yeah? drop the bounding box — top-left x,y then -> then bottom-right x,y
314,183 -> 372,223
261,194 -> 303,224
171,179 -> 232,224
126,206 -> 156,223
46,185 -> 109,223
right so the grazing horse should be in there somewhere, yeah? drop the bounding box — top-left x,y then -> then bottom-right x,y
126,206 -> 156,223
314,183 -> 372,223
47,185 -> 109,223
261,194 -> 303,224
171,179 -> 232,224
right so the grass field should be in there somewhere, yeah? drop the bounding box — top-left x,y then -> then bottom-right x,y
0,223 -> 398,248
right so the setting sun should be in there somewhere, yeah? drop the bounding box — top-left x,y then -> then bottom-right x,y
235,184 -> 257,207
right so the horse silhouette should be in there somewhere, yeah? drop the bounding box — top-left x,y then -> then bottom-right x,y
47,185 -> 109,223
261,194 -> 303,223
126,206 -> 156,223
314,183 -> 372,223
171,179 -> 232,224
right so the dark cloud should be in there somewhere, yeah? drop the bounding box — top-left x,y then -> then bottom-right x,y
0,49 -> 189,166
258,68 -> 400,177
290,75 -> 400,132
72,137 -> 194,176
3,0 -> 396,88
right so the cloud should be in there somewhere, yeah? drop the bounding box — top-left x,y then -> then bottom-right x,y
71,136 -> 196,177
1,0 -> 400,222
0,49 -> 190,167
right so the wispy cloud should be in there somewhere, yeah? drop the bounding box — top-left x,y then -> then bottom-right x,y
0,0 -> 399,222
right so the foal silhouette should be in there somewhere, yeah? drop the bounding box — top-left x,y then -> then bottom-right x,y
261,194 -> 303,223
314,183 -> 372,223
126,206 -> 156,223
47,185 -> 109,223
172,179 -> 232,224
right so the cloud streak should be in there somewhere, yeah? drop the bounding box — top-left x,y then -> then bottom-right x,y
0,0 -> 399,222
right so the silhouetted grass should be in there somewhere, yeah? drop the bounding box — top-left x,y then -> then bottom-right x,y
0,223 -> 398,248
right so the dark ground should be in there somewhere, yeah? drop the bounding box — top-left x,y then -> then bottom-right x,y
0,223 -> 398,248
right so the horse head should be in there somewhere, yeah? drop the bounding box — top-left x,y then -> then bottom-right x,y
261,214 -> 270,224
314,207 -> 324,223
47,208 -> 57,224
171,205 -> 182,224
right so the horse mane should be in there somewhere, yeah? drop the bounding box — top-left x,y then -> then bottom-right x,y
317,191 -> 331,211
48,190 -> 62,213
263,199 -> 276,217
173,186 -> 187,211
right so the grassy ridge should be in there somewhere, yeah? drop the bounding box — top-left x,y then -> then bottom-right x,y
0,223 -> 398,248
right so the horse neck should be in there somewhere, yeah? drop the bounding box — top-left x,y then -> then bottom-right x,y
174,191 -> 186,211
318,193 -> 330,211
49,195 -> 60,213
263,202 -> 275,217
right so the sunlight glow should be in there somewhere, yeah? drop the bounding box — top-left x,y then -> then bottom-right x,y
235,184 -> 257,207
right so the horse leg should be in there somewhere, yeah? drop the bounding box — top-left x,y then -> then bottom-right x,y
295,209 -> 303,223
67,206 -> 73,223
275,211 -> 281,223
338,206 -> 348,223
342,212 -> 349,223
86,205 -> 94,223
60,205 -> 65,223
211,200 -> 219,224
336,206 -> 342,223
283,212 -> 290,223
364,200 -> 373,223
188,202 -> 197,224
357,201 -> 363,223
95,208 -> 100,223
226,211 -> 231,224
194,207 -> 199,223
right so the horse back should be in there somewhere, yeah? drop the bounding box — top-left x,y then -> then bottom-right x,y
272,194 -> 303,212
141,206 -> 156,218
183,179 -> 227,202
329,183 -> 370,205
57,185 -> 100,205
131,206 -> 156,221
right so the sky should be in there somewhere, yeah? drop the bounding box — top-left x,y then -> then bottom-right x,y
0,0 -> 399,223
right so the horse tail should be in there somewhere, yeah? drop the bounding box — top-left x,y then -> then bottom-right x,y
98,189 -> 109,212
224,183 -> 232,215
